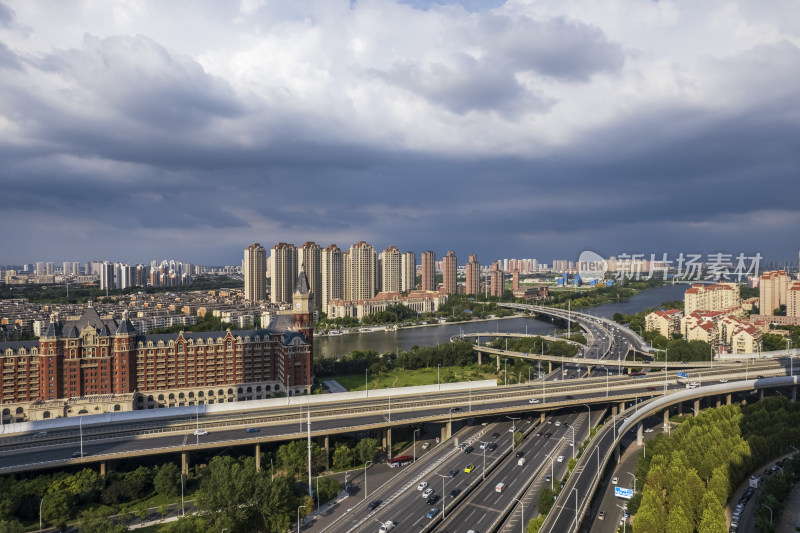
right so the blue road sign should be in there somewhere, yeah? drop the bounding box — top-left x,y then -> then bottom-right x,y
615,487 -> 634,499
677,372 -> 688,378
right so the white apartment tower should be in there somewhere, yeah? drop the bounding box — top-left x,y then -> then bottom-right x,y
345,241 -> 378,301
243,243 -> 267,301
270,243 -> 298,304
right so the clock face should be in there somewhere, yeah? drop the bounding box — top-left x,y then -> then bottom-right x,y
295,302 -> 301,309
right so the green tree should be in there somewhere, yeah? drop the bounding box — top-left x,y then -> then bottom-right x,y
332,443 -> 355,470
537,486 -> 557,515
0,519 -> 25,533
315,477 -> 342,505
154,462 -> 181,499
526,515 -> 546,533
697,493 -> 726,533
160,515 -> 208,533
195,456 -> 260,531
513,431 -> 524,448
41,491 -> 72,530
78,507 -> 128,533
256,474 -> 296,532
355,438 -> 379,465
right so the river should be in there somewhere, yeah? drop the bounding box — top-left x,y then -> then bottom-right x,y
315,283 -> 689,358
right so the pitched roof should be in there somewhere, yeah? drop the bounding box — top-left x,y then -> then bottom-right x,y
294,268 -> 310,295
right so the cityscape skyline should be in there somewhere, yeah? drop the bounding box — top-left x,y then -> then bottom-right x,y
0,1 -> 798,264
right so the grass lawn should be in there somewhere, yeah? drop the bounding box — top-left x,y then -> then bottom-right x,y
334,365 -> 494,391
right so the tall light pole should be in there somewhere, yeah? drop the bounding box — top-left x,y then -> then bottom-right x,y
297,505 -> 307,533
507,416 -> 520,450
413,428 -> 420,463
363,460 -> 373,500
468,379 -> 472,412
504,359 -> 508,386
80,416 -> 84,456
478,441 -> 488,480
513,497 -> 524,533
594,445 -> 600,475
582,404 -> 591,442
437,364 -> 441,391
435,473 -> 448,518
604,368 -> 609,397
616,504 -> 627,533
571,487 -> 578,531
39,497 -> 43,532
761,503 -> 772,525
365,369 -> 369,398
626,471 -> 637,493
545,453 -> 555,490
571,426 -> 576,460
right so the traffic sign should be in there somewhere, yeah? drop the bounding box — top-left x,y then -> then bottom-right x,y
677,372 -> 688,378
615,487 -> 634,499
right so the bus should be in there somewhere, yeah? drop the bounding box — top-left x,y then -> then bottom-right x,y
388,455 -> 413,468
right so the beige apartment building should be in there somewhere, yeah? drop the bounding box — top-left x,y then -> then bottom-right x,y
684,283 -> 741,315
465,254 -> 480,295
645,309 -> 682,338
401,251 -> 416,292
299,242 -> 322,310
344,241 -> 378,301
789,282 -> 800,319
327,290 -> 447,320
489,261 -> 504,297
243,243 -> 267,301
322,244 -> 344,315
270,243 -> 298,305
379,246 -> 402,293
421,251 -> 436,292
759,270 -> 789,316
442,251 -> 457,295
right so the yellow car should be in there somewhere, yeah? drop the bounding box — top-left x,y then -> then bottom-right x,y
464,464 -> 475,473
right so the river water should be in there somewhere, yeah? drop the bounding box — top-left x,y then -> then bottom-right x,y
315,284 -> 688,358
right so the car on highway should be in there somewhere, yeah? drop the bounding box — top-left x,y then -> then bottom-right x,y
557,456 -> 564,463
464,464 -> 475,473
422,488 -> 434,498
529,398 -> 540,404
71,451 -> 88,458
194,429 -> 208,436
426,494 -> 439,505
515,451 -> 525,458
33,431 -> 48,437
367,499 -> 382,510
449,489 -> 461,498
720,379 -> 729,383
536,432 -> 543,437
645,428 -> 654,433
554,421 -> 561,427
448,469 -> 458,477
491,432 -> 500,439
488,443 -> 498,451
544,432 -> 552,438
612,477 -> 619,485
378,520 -> 395,532
421,442 -> 430,449
598,511 -> 606,520
246,428 -> 260,433
464,446 -> 474,454
450,407 -> 462,412
417,481 -> 428,491
479,442 -> 487,449
426,508 -> 440,519
569,441 -> 574,447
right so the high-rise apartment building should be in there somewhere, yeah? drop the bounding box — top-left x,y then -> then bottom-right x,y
379,246 -> 402,293
421,251 -> 436,292
99,262 -> 115,291
760,270 -> 789,315
243,243 -> 267,301
442,251 -> 457,294
512,269 -> 520,292
489,261 -> 504,297
684,283 -> 741,315
270,243 -> 298,304
322,244 -> 344,314
465,254 -> 480,295
788,282 -> 800,318
345,241 -> 378,301
401,251 -> 416,292
299,242 -> 322,310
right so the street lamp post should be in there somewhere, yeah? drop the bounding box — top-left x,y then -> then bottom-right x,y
507,416 -> 520,450
761,503 -> 773,524
616,504 -> 627,533
504,359 -> 508,386
80,416 -> 84,457
626,471 -> 637,493
582,404 -> 591,442
39,497 -> 43,532
438,364 -> 441,391
604,368 -> 609,397
297,505 -> 307,533
468,379 -> 472,412
594,445 -> 600,475
545,453 -> 555,490
571,426 -> 575,460
478,441 -> 488,480
365,369 -> 368,398
413,429 -> 420,463
513,497 -> 524,533
572,487 -> 578,531
363,460 -> 373,500
435,473 -> 448,518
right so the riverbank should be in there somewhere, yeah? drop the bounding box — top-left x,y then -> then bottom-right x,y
317,312 -> 528,337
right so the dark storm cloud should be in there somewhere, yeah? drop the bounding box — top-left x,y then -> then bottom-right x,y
0,2 -> 14,27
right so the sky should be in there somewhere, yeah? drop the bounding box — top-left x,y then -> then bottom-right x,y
0,0 -> 798,266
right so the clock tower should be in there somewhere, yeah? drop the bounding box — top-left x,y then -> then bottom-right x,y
292,264 -> 314,339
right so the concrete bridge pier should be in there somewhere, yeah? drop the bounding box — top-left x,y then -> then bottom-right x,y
611,405 -> 618,417
100,461 -> 108,476
636,424 -> 643,446
382,428 -> 393,454
663,409 -> 670,428
618,402 -> 626,414
760,389 -> 765,401
478,351 -> 482,365
693,399 -> 700,416
615,444 -> 621,463
441,421 -> 451,442
677,403 -> 683,415
716,397 -> 722,408
181,452 -> 190,476
726,393 -> 732,405
548,362 -> 553,374
255,444 -> 261,472
540,412 -> 547,424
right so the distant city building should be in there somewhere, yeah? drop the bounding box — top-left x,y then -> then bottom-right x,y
321,244 -> 344,315
421,251 -> 436,292
401,251 -> 416,292
299,242 -> 322,310
270,243 -> 298,304
442,251 -> 457,294
465,254 -> 480,295
327,290 -> 446,321
512,269 -> 520,292
243,243 -> 267,301
379,246 -> 402,293
645,309 -> 683,338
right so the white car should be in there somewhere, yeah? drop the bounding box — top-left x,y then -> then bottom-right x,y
555,421 -> 562,427
557,455 -> 564,463
378,520 -> 395,532
529,398 -> 540,404
612,477 -> 619,485
479,442 -> 487,449
421,442 -> 430,449
645,428 -> 654,433
569,441 -> 574,447
417,482 -> 428,491
719,379 -> 729,383
194,429 -> 208,436
422,488 -> 434,498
